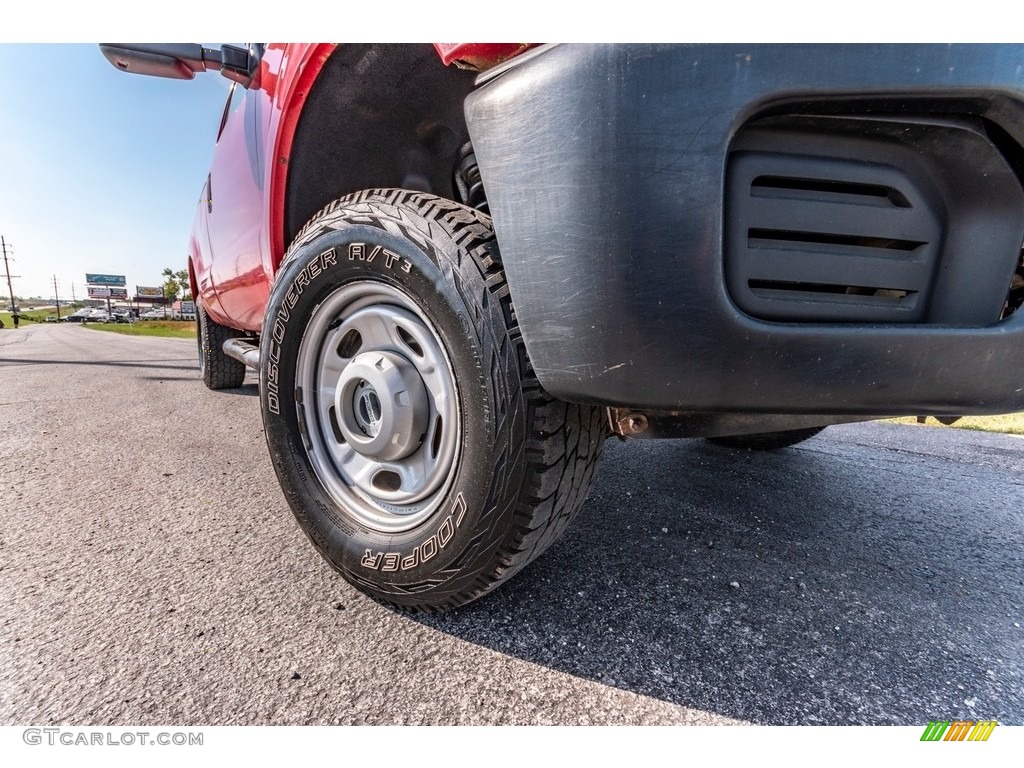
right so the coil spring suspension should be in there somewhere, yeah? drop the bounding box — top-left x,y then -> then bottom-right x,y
454,142 -> 488,214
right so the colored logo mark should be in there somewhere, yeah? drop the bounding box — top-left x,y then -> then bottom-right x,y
920,720 -> 997,742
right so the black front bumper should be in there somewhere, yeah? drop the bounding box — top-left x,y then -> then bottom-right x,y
465,44 -> 1024,416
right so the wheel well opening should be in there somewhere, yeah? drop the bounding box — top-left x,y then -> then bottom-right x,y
283,44 -> 479,252
186,258 -> 198,301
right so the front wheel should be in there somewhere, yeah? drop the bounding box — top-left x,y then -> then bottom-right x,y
261,190 -> 606,611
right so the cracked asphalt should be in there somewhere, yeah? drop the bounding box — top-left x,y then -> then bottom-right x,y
1,323 -> 1022,725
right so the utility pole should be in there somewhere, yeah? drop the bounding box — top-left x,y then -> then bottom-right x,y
1,236 -> 17,315
53,274 -> 61,321
71,283 -> 77,307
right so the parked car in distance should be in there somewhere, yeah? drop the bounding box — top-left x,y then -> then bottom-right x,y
169,300 -> 197,321
85,309 -> 114,323
139,308 -> 167,320
105,43 -> 1024,613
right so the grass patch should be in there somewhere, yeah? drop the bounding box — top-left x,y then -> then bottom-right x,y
0,307 -> 70,325
887,414 -> 1024,436
83,320 -> 197,339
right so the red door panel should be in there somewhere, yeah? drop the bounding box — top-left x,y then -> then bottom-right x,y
205,80 -> 269,331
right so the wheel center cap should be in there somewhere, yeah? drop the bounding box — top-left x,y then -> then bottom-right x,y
354,384 -> 383,438
334,350 -> 429,461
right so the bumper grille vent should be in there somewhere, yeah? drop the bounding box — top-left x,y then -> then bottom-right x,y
726,150 -> 941,323
725,115 -> 1024,325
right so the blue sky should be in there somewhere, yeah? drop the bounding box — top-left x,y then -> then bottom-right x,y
0,44 -> 230,300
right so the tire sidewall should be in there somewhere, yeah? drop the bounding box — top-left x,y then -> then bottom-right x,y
261,216 -> 518,597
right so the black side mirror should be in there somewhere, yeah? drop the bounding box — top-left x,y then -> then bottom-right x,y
100,44 -> 259,87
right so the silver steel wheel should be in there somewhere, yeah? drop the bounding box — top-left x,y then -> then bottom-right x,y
296,281 -> 460,533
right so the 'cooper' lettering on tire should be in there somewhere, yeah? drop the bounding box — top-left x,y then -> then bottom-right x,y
437,517 -> 454,547
420,536 -> 437,563
359,493 -> 466,572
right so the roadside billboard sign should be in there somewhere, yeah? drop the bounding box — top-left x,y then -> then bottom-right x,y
87,286 -> 111,298
85,273 -> 126,286
109,287 -> 128,298
136,286 -> 163,298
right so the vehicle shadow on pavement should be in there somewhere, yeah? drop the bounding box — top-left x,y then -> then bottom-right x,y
222,384 -> 259,397
419,430 -> 1024,725
135,377 -> 260,397
0,357 -> 196,371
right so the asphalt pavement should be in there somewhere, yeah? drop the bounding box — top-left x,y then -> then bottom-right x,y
1,323 -> 1022,725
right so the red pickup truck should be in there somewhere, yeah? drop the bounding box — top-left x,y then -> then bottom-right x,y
103,43 -> 1024,611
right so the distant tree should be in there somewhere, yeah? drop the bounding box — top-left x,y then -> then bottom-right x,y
161,267 -> 190,302
161,272 -> 180,302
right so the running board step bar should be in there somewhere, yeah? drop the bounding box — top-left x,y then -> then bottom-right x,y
222,338 -> 260,370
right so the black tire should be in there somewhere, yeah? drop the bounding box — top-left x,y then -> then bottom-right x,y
260,189 -> 606,611
707,426 -> 826,450
197,302 -> 246,390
